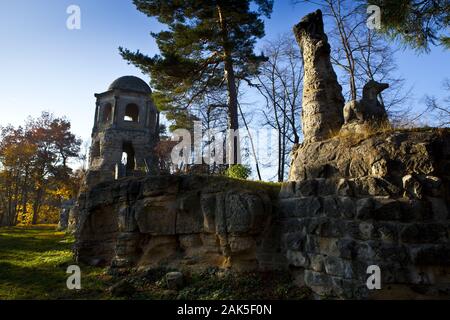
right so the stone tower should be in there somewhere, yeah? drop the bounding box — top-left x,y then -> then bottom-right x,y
86,76 -> 159,185
294,10 -> 345,142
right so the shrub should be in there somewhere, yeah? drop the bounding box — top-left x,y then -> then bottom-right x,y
224,164 -> 252,180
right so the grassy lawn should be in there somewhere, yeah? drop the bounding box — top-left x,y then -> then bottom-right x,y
0,225 -> 111,300
0,225 -> 311,300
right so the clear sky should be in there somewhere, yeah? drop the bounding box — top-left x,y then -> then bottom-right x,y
0,0 -> 449,145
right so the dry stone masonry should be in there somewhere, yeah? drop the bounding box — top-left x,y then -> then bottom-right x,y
73,12 -> 450,299
282,10 -> 450,299
284,129 -> 450,298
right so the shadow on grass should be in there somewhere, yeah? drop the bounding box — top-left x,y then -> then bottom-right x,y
0,225 -> 111,300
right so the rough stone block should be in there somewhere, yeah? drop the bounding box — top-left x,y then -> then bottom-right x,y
200,193 -> 217,233
228,236 -> 256,253
400,199 -> 433,221
337,196 -> 356,219
279,197 -> 321,218
141,176 -> 179,197
400,223 -> 448,244
358,222 -> 375,240
355,198 -> 375,220
295,179 -> 317,196
286,250 -> 309,268
410,244 -> 450,266
318,237 -> 340,257
179,234 -> 202,250
374,222 -> 399,242
323,256 -> 353,279
372,198 -> 402,221
176,194 -> 203,234
304,270 -> 334,296
283,230 -> 306,251
118,205 -> 138,232
336,178 -> 354,196
222,191 -> 270,235
309,254 -> 325,272
322,196 -> 341,218
135,199 -> 176,235
403,174 -> 423,199
166,272 -> 184,290
372,241 -> 410,264
428,197 -> 449,221
316,178 -> 338,196
280,181 -> 296,198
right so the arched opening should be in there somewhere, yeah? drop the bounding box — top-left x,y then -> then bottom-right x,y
102,103 -> 112,123
124,104 -> 139,122
122,141 -> 136,173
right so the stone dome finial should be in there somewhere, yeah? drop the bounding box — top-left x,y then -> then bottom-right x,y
108,75 -> 152,94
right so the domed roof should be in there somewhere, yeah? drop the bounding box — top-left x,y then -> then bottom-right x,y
108,76 -> 152,94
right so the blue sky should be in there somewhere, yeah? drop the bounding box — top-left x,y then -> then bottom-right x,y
0,0 -> 449,145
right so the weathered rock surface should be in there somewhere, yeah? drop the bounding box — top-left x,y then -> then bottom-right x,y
166,271 -> 184,290
285,9 -> 450,299
293,9 -> 344,142
282,129 -> 450,299
289,129 -> 450,188
74,175 -> 284,272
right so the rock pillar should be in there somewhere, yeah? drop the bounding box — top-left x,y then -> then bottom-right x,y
294,10 -> 344,142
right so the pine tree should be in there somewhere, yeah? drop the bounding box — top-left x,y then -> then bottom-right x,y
368,0 -> 450,51
119,0 -> 273,164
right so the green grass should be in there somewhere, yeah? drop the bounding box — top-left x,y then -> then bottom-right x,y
0,225 -> 111,300
0,226 -> 311,300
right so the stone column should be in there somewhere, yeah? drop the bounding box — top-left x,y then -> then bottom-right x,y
143,100 -> 149,128
112,95 -> 119,127
155,110 -> 160,137
294,10 -> 345,142
93,101 -> 99,132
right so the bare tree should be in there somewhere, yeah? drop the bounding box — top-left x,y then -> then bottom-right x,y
424,79 -> 450,127
255,34 -> 303,182
295,0 -> 412,123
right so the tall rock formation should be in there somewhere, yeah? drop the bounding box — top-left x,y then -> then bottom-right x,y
282,10 -> 450,299
293,9 -> 344,142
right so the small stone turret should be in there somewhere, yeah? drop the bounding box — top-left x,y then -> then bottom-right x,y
294,9 -> 345,142
86,76 -> 159,185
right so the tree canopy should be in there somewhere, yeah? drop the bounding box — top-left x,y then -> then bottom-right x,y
368,0 -> 450,51
0,112 -> 82,226
119,0 -> 273,164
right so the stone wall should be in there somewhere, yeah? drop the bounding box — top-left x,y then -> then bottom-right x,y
280,129 -> 450,299
74,175 -> 285,272
74,129 -> 450,299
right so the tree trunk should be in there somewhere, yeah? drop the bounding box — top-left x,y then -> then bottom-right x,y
11,171 -> 20,225
21,168 -> 29,223
217,4 -> 240,165
32,187 -> 43,225
238,102 -> 262,180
